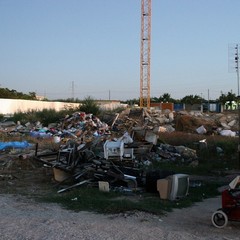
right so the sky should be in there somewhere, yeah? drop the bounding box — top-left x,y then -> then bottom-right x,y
0,0 -> 239,101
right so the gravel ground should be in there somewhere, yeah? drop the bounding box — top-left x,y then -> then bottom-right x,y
0,194 -> 240,240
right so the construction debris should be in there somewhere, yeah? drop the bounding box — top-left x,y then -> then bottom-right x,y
30,109 -> 199,193
0,108 -> 238,195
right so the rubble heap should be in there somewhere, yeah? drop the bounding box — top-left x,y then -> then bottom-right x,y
0,108 -> 237,194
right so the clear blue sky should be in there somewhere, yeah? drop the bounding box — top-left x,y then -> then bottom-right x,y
0,0 -> 239,101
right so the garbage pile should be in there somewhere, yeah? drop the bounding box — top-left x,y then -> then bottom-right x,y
1,108 -> 235,194
35,140 -> 142,193
28,109 -> 197,193
175,111 -> 239,136
0,109 -> 238,137
34,135 -> 198,193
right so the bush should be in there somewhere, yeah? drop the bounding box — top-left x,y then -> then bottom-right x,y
34,109 -> 65,126
10,110 -> 36,123
8,108 -> 77,126
0,114 -> 4,121
79,96 -> 100,115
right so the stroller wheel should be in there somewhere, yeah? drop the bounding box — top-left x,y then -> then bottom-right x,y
211,210 -> 228,228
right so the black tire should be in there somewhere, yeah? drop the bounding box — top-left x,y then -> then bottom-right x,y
211,210 -> 228,228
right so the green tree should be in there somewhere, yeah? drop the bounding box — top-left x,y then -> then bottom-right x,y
217,91 -> 237,104
181,95 -> 202,104
79,96 -> 100,115
0,87 -> 37,100
151,93 -> 179,103
124,98 -> 140,106
217,91 -> 237,110
158,93 -> 172,102
28,92 -> 37,100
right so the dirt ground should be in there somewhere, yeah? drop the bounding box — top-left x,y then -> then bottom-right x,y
0,157 -> 240,240
0,194 -> 240,240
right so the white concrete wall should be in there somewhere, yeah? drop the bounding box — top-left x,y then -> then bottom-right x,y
98,102 -> 128,110
0,99 -> 128,115
0,99 -> 80,114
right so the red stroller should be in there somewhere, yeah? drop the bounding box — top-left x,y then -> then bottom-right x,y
212,176 -> 240,228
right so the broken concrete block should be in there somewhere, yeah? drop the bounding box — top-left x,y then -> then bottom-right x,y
155,117 -> 167,124
0,121 -> 16,127
196,125 -> 207,135
220,122 -> 231,129
228,119 -> 236,127
168,112 -> 174,122
164,125 -> 175,133
145,131 -> 158,145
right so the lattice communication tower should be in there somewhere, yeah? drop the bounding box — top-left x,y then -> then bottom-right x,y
228,44 -> 240,96
140,0 -> 152,109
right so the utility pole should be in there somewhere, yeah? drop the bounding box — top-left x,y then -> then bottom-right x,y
235,44 -> 240,169
207,89 -> 210,112
140,0 -> 152,109
235,45 -> 239,96
228,43 -> 240,168
71,81 -> 75,101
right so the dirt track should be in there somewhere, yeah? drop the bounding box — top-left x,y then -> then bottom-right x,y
0,194 -> 240,240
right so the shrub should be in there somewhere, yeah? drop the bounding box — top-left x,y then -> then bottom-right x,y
8,108 -> 77,126
0,114 -> 4,121
79,96 -> 100,115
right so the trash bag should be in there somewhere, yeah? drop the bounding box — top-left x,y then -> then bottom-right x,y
196,125 -> 207,135
0,141 -> 32,150
219,129 -> 236,137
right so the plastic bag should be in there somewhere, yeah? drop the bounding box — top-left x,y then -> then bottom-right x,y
0,141 -> 32,150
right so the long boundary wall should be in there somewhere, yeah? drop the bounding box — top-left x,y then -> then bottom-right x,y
0,99 -> 80,115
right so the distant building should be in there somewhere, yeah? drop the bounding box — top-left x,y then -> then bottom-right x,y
96,100 -> 128,110
36,95 -> 45,101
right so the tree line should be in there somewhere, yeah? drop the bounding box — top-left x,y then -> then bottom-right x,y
0,88 -> 37,100
125,91 -> 238,106
0,87 -> 238,106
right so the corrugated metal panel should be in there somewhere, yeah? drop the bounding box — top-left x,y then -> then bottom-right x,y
174,103 -> 184,111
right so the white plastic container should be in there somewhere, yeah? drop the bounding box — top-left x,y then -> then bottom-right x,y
104,140 -> 124,160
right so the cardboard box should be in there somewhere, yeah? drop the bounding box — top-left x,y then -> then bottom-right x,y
98,181 -> 110,192
53,168 -> 70,182
157,179 -> 170,199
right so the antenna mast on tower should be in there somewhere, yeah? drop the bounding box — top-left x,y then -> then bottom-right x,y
140,0 -> 152,109
71,81 -> 75,100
